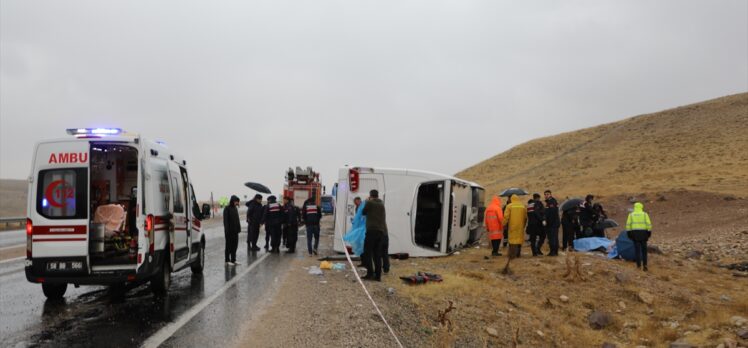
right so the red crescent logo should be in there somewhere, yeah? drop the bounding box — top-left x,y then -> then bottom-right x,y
44,180 -> 67,208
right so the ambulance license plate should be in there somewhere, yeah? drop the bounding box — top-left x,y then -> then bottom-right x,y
47,261 -> 84,271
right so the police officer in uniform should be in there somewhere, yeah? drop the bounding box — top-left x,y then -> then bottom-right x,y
302,197 -> 322,255
526,193 -> 546,256
261,196 -> 284,253
245,194 -> 263,251
282,196 -> 301,253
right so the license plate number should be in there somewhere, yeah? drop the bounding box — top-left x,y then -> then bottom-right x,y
47,261 -> 84,271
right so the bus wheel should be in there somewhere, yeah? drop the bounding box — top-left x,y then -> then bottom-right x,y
42,283 -> 67,300
151,257 -> 171,296
191,240 -> 205,274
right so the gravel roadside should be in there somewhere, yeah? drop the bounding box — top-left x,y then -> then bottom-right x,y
236,217 -> 425,348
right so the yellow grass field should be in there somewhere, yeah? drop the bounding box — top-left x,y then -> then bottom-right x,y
457,93 -> 748,199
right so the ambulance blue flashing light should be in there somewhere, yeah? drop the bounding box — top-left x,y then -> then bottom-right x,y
66,128 -> 123,136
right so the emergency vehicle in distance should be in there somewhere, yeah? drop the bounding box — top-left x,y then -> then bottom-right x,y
283,166 -> 322,207
334,166 -> 486,257
25,128 -> 206,299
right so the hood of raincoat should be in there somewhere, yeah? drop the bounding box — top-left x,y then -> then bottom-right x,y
510,194 -> 520,204
634,202 -> 644,212
491,196 -> 501,207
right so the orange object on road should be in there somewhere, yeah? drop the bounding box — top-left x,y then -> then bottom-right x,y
485,196 -> 504,240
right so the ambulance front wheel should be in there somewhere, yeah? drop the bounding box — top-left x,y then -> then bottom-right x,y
190,239 -> 205,274
42,283 -> 67,300
151,258 -> 171,296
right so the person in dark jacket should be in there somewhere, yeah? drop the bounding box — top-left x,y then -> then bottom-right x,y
561,206 -> 581,251
245,194 -> 263,251
579,194 -> 596,238
591,203 -> 608,238
282,196 -> 301,253
223,195 -> 241,265
302,196 -> 322,255
544,190 -> 560,256
526,193 -> 546,256
362,190 -> 387,281
261,195 -> 284,253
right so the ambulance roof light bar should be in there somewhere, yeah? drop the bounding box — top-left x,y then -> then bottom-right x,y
66,128 -> 123,138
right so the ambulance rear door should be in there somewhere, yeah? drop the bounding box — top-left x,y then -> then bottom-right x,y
28,140 -> 90,274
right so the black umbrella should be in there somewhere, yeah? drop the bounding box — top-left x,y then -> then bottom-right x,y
560,198 -> 584,212
595,219 -> 619,230
244,182 -> 272,194
499,188 -> 528,197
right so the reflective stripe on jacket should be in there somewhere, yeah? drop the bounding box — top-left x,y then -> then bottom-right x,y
626,202 -> 652,231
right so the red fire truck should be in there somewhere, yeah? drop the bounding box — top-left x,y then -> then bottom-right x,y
283,166 -> 322,207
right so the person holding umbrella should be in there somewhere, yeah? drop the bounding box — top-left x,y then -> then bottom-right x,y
561,205 -> 581,251
245,194 -> 263,251
484,196 -> 505,256
503,194 -> 527,259
626,202 -> 653,271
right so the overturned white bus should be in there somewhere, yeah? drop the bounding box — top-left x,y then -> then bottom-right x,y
333,166 -> 485,257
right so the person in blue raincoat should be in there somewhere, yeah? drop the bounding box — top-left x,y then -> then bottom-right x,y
343,200 -> 367,256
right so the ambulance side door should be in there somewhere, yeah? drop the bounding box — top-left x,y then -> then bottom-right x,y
167,162 -> 189,267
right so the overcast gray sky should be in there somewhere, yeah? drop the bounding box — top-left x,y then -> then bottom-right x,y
2,0 -> 746,200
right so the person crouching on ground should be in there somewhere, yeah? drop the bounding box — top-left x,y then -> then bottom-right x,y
362,189 -> 387,281
503,194 -> 528,259
485,196 -> 505,256
626,202 -> 653,271
223,195 -> 241,265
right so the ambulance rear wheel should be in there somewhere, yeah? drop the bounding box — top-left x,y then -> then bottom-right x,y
42,283 -> 67,300
151,258 -> 171,296
190,240 -> 205,274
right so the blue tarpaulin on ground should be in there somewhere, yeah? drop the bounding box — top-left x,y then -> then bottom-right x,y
342,201 -> 366,256
608,231 -> 636,261
573,237 -> 613,252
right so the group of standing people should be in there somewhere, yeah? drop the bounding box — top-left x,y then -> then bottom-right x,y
485,191 -> 562,258
222,194 -> 324,266
484,190 -> 653,271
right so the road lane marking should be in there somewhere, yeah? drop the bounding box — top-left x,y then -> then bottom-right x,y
141,252 -> 271,348
0,255 -> 25,264
0,244 -> 24,252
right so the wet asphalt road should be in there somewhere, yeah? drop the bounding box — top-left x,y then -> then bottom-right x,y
0,221 -> 303,348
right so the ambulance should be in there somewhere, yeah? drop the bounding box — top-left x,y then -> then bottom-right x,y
25,128 -> 206,299
333,166 -> 485,257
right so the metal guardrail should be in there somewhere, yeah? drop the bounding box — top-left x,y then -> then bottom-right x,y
0,217 -> 26,229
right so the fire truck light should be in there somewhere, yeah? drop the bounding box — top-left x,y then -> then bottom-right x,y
42,198 -> 48,207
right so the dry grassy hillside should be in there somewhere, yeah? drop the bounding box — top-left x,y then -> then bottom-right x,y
0,179 -> 27,218
458,93 -> 748,198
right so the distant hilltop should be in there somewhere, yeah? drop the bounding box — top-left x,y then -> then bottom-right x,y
458,93 -> 748,198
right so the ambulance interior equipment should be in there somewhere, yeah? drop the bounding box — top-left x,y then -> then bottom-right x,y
89,144 -> 139,266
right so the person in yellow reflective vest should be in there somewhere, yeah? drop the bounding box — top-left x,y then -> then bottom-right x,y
626,202 -> 653,271
503,194 -> 528,259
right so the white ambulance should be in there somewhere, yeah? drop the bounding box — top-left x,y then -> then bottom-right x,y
333,166 -> 486,257
25,128 -> 206,299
